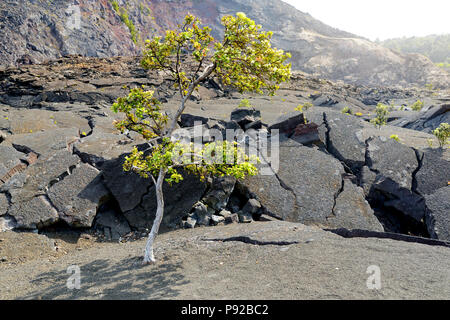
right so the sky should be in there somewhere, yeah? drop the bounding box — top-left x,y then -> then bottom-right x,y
282,0 -> 450,41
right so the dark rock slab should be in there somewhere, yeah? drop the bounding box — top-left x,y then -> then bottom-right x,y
366,136 -> 418,190
101,154 -> 152,213
47,164 -> 110,228
327,179 -> 384,231
0,145 -> 26,182
123,172 -> 207,231
179,113 -> 209,128
191,202 -> 211,226
6,128 -> 80,156
8,195 -> 58,229
323,110 -> 366,172
425,187 -> 450,242
230,108 -> 261,128
415,149 -> 450,196
8,150 -> 80,203
268,111 -> 305,135
73,130 -> 143,165
94,209 -> 131,241
390,104 -> 450,133
242,140 -> 345,225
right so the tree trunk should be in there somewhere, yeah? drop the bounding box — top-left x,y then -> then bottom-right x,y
143,168 -> 167,264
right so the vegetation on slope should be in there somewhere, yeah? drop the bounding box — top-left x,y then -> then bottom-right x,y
378,34 -> 450,71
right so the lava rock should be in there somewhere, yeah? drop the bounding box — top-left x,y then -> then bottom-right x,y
230,108 -> 261,128
211,214 -> 225,226
242,199 -> 261,215
191,202 -> 211,226
327,179 -> 384,232
202,176 -> 236,211
268,111 -> 305,135
415,149 -> 450,196
124,173 -> 207,230
424,187 -> 450,241
47,164 -> 110,228
238,211 -> 253,223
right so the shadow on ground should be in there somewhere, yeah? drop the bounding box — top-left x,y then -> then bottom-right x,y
18,256 -> 188,300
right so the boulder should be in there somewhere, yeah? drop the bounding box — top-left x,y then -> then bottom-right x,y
364,137 -> 426,221
424,187 -> 450,241
322,110 -> 366,172
290,122 -> 321,146
242,139 -> 345,225
268,111 -> 305,135
211,214 -> 225,226
47,164 -> 110,228
0,145 -> 27,182
7,150 -> 80,203
239,158 -> 296,221
94,208 -> 131,241
238,211 -> 253,223
183,216 -> 197,229
242,199 -> 261,215
123,172 -> 207,230
8,195 -> 58,229
366,136 -> 418,190
191,202 -> 211,226
327,179 -> 384,231
179,113 -> 209,128
101,154 -> 153,213
415,149 -> 450,196
202,176 -> 236,211
231,108 -> 261,128
4,150 -> 80,229
244,120 -> 263,131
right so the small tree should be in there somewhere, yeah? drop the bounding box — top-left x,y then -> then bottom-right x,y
410,100 -> 424,111
370,103 -> 390,129
433,123 -> 450,148
112,13 -> 291,264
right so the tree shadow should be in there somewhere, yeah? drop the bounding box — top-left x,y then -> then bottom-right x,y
18,256 -> 189,300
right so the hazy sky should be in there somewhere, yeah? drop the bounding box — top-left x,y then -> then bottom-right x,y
282,0 -> 450,40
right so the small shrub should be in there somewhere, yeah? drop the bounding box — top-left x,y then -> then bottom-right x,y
355,112 -> 363,117
111,0 -> 119,12
370,103 -> 390,129
432,123 -> 450,148
341,106 -> 352,115
295,102 -> 313,112
111,1 -> 138,44
238,98 -> 253,108
410,100 -> 424,111
390,134 -> 400,142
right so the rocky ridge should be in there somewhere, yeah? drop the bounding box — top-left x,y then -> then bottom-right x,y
0,0 -> 448,88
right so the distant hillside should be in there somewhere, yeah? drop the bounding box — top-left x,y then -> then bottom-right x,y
0,0 -> 448,88
379,34 -> 450,71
